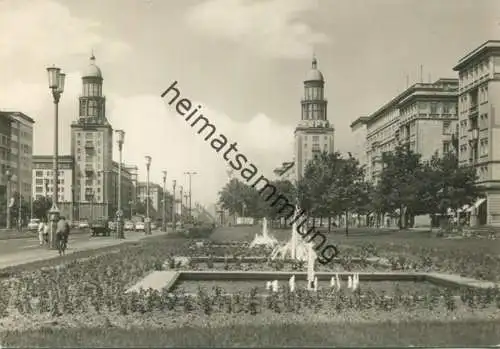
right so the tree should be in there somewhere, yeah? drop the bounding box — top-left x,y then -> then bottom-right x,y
218,178 -> 266,218
420,151 -> 479,225
376,145 -> 424,229
32,196 -> 52,220
299,152 -> 369,235
266,179 -> 296,227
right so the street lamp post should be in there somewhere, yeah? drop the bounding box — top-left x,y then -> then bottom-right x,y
5,168 -> 12,229
179,185 -> 183,224
184,171 -> 197,221
115,130 -> 125,239
46,64 -> 66,249
172,180 -> 176,232
145,156 -> 152,235
162,171 -> 167,232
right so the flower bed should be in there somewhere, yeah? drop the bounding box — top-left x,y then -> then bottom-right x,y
1,232 -> 500,346
185,240 -> 500,281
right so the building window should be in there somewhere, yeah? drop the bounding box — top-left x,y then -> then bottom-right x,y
35,186 -> 43,193
35,171 -> 43,177
443,142 -> 450,154
430,102 -> 438,114
80,100 -> 87,116
443,103 -> 450,114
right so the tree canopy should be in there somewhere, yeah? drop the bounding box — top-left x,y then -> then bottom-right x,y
216,147 -> 481,231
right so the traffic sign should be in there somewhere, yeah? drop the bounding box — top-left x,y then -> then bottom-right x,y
116,210 -> 123,217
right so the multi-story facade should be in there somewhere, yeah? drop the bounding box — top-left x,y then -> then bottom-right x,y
453,40 -> 500,226
70,54 -> 114,220
294,57 -> 335,180
349,116 -> 370,175
354,78 -> 458,182
32,155 -> 74,217
0,112 -> 35,201
137,182 -> 163,219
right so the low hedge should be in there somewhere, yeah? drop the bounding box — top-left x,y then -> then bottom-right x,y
184,224 -> 215,238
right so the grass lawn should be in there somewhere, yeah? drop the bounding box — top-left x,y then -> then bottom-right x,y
211,225 -> 500,254
2,320 -> 499,347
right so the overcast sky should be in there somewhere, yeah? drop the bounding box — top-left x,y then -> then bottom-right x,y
0,0 -> 498,206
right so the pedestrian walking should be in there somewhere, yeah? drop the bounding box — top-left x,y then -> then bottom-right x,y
38,219 -> 49,246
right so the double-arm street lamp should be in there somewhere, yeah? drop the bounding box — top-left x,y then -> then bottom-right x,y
46,65 -> 66,249
162,170 -> 167,232
145,156 -> 152,235
115,130 -> 125,239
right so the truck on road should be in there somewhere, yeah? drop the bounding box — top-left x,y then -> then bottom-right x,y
90,217 -> 111,237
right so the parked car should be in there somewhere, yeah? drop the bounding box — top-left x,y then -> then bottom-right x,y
27,218 -> 40,231
108,221 -> 116,231
150,222 -> 157,230
135,221 -> 145,232
78,220 -> 90,229
124,221 -> 135,231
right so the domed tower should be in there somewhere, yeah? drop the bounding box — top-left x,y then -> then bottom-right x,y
294,56 -> 335,180
71,53 -> 113,220
79,53 -> 106,123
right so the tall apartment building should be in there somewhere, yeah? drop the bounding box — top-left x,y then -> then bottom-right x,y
352,78 -> 458,182
68,54 -> 137,220
32,155 -> 74,217
453,40 -> 500,226
0,112 -> 35,201
137,182 -> 163,219
294,57 -> 335,180
349,116 -> 370,177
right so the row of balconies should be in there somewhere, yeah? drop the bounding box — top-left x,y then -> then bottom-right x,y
459,74 -> 489,93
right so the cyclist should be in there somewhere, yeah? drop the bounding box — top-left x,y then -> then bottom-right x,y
56,216 -> 70,255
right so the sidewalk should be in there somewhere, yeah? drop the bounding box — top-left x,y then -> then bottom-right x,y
0,227 -> 88,241
0,229 -> 169,270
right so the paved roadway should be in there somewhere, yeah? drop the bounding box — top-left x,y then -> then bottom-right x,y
0,229 -> 144,256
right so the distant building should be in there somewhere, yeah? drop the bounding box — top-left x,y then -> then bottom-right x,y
453,40 -> 500,226
0,111 -> 35,201
32,155 -> 74,202
356,78 -> 458,183
349,116 -> 370,179
273,161 -> 295,182
137,182 -> 163,219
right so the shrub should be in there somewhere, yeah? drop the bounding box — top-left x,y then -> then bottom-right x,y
185,225 -> 215,238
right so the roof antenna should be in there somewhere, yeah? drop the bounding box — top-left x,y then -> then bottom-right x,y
90,48 -> 95,61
